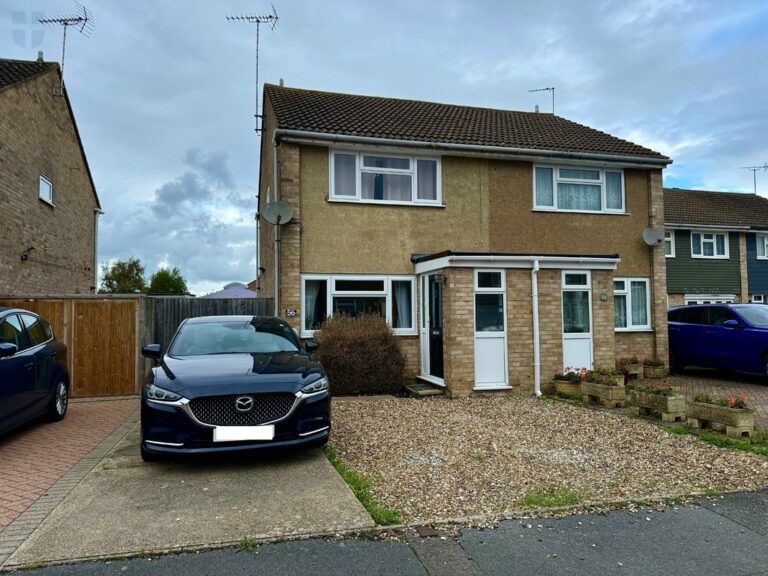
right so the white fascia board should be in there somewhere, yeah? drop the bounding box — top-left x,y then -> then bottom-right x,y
414,254 -> 620,274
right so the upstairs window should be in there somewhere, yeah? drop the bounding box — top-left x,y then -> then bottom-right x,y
534,165 -> 624,213
756,234 -> 768,260
330,151 -> 441,206
39,175 -> 53,205
691,232 -> 728,259
664,231 -> 675,257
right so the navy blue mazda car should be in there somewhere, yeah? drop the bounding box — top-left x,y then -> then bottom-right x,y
140,315 -> 330,461
0,308 -> 69,436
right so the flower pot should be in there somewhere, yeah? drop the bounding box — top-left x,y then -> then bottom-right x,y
623,363 -> 644,379
580,381 -> 626,407
553,380 -> 581,397
629,390 -> 686,422
643,365 -> 666,379
686,401 -> 755,439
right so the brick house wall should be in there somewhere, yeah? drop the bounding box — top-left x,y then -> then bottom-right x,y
0,66 -> 99,295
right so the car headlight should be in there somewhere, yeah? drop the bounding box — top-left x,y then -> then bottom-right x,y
145,383 -> 183,402
301,377 -> 329,394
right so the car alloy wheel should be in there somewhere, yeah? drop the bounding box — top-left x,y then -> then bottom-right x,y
55,381 -> 68,417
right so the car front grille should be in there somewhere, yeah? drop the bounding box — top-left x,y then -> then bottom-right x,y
188,393 -> 297,426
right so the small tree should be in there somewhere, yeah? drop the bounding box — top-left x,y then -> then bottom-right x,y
148,267 -> 188,295
99,258 -> 146,294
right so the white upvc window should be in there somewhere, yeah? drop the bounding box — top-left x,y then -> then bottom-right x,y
329,150 -> 441,206
664,230 -> 675,257
533,165 -> 624,214
691,231 -> 728,258
301,274 -> 416,337
39,174 -> 54,205
684,294 -> 735,305
756,234 -> 768,260
751,294 -> 765,303
614,277 -> 651,331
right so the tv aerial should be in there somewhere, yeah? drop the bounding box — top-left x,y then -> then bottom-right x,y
39,2 -> 94,94
742,162 -> 768,194
529,86 -> 555,114
226,5 -> 280,133
642,228 -> 665,246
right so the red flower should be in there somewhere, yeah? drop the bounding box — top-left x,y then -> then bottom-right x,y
741,393 -> 748,402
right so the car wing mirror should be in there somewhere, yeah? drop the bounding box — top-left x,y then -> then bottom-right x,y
0,342 -> 18,359
723,319 -> 741,329
304,340 -> 319,354
142,344 -> 162,360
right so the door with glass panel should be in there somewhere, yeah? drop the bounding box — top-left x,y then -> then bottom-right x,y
561,271 -> 593,370
420,273 -> 444,382
474,270 -> 508,388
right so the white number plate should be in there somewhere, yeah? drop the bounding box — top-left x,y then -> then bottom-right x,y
213,425 -> 275,442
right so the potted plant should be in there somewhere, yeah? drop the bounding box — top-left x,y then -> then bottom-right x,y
552,367 -> 588,396
581,367 -> 626,407
686,393 -> 755,439
628,382 -> 685,422
617,355 -> 643,380
643,358 -> 666,379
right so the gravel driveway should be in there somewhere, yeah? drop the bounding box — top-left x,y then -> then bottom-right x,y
330,396 -> 768,523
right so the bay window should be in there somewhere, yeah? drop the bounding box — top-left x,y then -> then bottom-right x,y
614,278 -> 650,330
534,165 -> 624,213
691,231 -> 728,258
330,150 -> 441,205
301,275 -> 416,336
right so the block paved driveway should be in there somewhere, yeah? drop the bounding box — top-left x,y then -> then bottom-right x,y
0,399 -> 138,531
651,368 -> 768,428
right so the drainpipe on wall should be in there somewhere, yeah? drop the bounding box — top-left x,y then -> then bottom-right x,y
532,259 -> 542,396
273,137 -> 281,318
93,208 -> 104,293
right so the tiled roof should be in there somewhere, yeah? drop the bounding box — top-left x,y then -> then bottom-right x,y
0,58 -> 57,92
664,188 -> 768,229
265,84 -> 670,162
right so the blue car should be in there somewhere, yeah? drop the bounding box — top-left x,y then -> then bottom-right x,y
0,308 -> 69,436
668,303 -> 768,376
140,315 -> 330,461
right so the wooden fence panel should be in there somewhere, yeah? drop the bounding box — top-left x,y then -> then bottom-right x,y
0,299 -> 66,339
72,300 -> 138,397
151,297 -> 274,352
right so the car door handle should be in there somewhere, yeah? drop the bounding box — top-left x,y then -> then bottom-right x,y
24,362 -> 33,369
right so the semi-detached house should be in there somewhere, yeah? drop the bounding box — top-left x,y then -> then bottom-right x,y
257,84 -> 672,398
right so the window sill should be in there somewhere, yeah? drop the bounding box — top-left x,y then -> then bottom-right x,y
39,197 -> 55,208
328,197 -> 445,208
615,328 -> 654,333
531,208 -> 629,216
690,255 -> 729,260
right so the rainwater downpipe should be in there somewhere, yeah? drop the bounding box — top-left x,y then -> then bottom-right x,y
273,137 -> 281,318
532,259 -> 542,396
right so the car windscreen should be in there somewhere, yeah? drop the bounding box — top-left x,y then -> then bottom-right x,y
731,305 -> 768,327
170,320 -> 300,356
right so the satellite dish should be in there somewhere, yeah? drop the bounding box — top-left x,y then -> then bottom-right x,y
642,228 -> 665,246
261,201 -> 294,225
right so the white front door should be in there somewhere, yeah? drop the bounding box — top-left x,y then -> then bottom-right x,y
419,273 -> 444,384
561,271 -> 593,370
474,270 -> 508,388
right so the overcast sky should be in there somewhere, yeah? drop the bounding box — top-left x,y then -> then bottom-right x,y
3,0 -> 768,295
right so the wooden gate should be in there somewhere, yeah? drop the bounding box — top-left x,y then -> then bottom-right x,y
0,296 -> 144,397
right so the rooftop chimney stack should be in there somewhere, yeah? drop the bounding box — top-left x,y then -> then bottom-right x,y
535,104 -> 539,113
279,78 -> 284,87
36,51 -> 44,62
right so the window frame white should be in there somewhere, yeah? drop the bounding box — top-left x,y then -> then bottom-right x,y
613,277 -> 651,332
690,231 -> 729,259
39,174 -> 54,206
756,234 -> 768,260
751,294 -> 765,303
474,269 -> 505,292
329,149 -> 442,207
300,274 -> 417,337
684,294 -> 735,305
664,230 -> 675,258
533,164 -> 625,214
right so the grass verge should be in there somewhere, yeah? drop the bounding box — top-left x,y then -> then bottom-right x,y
518,486 -> 581,508
322,445 -> 403,525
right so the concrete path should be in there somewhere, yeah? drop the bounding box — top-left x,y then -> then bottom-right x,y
4,425 -> 373,568
13,490 -> 768,575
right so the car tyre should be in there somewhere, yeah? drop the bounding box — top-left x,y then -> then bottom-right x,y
47,380 -> 69,422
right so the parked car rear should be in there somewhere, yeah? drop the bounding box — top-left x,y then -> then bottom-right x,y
0,308 -> 69,436
668,303 -> 768,376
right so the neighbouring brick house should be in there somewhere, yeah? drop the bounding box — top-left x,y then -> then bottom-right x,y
665,188 -> 768,306
257,84 -> 672,397
0,56 -> 101,295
